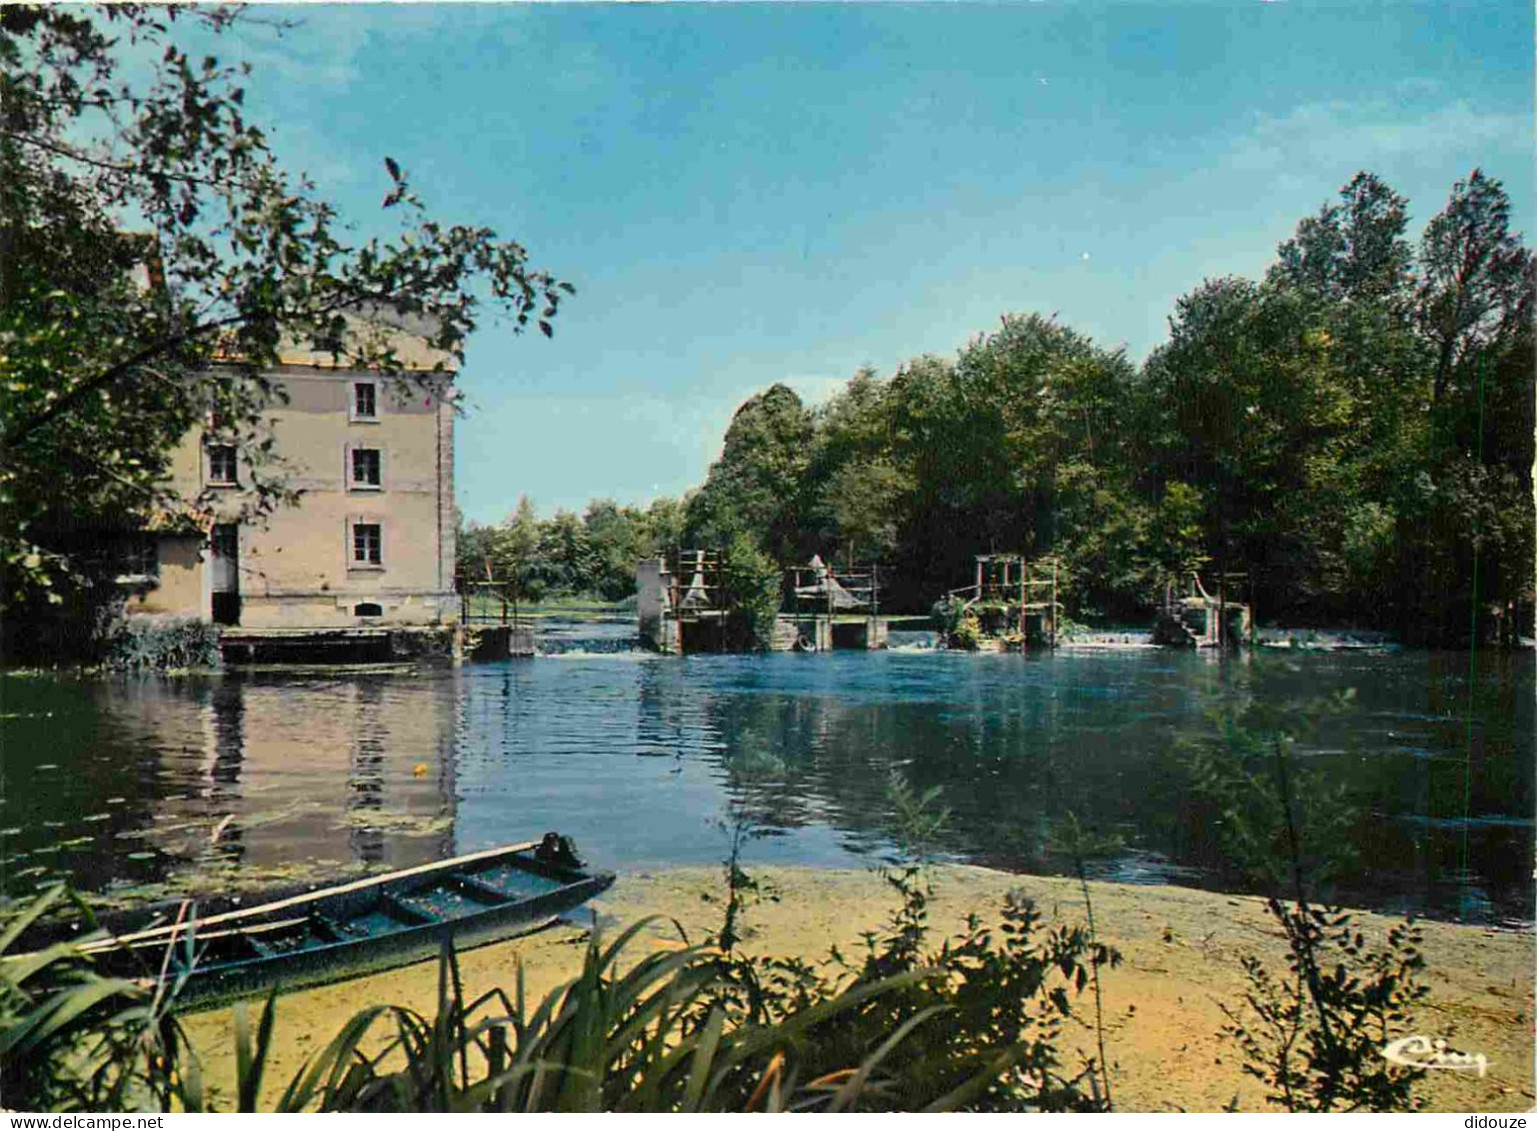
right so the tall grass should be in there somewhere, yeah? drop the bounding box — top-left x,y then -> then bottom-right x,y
2,890 -> 1105,1112
0,886 -> 194,1111
236,924 -> 971,1113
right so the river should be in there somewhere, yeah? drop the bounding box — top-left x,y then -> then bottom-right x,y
2,624 -> 1530,925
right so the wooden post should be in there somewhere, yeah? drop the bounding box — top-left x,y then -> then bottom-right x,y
826,560 -> 834,643
1020,558 -> 1029,652
1217,571 -> 1226,649
1247,569 -> 1256,647
1019,556 -> 1027,642
1051,558 -> 1058,647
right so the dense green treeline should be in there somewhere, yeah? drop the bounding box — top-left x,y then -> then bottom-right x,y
464,170 -> 1533,643
458,495 -> 687,604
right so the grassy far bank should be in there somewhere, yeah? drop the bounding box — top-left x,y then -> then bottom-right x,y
461,595 -> 633,622
173,865 -> 1534,1113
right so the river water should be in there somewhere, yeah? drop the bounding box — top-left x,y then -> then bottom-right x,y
2,624 -> 1530,924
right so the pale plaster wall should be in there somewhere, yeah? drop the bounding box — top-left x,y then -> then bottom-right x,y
126,535 -> 204,615
636,559 -> 679,653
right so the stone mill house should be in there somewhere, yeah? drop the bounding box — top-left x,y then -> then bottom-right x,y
124,318 -> 463,661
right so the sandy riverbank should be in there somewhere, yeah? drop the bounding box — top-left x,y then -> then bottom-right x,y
179,865 -> 1534,1112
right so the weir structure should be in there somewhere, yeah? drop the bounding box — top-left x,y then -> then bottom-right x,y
944,553 -> 1061,650
636,550 -> 730,654
636,550 -> 890,654
1153,571 -> 1252,648
456,578 -> 537,659
780,555 -> 887,652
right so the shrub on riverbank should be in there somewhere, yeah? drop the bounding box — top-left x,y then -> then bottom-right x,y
1187,700 -> 1432,1111
102,617 -> 221,673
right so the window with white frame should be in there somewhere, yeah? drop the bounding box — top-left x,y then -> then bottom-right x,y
351,521 -> 383,567
351,380 -> 379,421
350,447 -> 382,489
208,444 -> 238,485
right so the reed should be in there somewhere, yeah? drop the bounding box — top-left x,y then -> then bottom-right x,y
2,894 -> 1087,1112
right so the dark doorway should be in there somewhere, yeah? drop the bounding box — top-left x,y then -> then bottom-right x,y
210,523 -> 241,625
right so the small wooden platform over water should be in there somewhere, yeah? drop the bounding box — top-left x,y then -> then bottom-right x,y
219,625 -> 467,666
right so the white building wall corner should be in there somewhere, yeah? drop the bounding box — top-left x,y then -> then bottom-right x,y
437,391 -> 458,624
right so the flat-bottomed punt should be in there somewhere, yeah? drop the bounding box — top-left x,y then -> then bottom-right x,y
62,836 -> 614,1006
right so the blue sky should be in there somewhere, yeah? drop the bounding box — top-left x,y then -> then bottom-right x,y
207,2 -> 1532,524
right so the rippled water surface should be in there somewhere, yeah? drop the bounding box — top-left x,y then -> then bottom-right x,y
3,627 -> 1531,923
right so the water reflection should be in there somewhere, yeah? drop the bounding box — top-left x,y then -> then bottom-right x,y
2,647 -> 1530,923
1,673 -> 458,900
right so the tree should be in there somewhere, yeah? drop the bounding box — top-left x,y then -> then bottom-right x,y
797,368 -> 911,566
809,367 -> 890,471
533,509 -> 595,597
685,384 -> 813,564
1271,172 -> 1414,306
582,498 -> 653,601
820,458 -> 907,567
938,314 -> 1143,613
882,354 -> 966,606
641,497 -> 687,558
717,530 -> 784,650
1416,169 -> 1530,407
1410,172 -> 1534,641
455,514 -> 499,585
495,495 -> 547,605
1146,170 -> 1532,637
1142,277 -> 1353,618
0,6 -> 572,641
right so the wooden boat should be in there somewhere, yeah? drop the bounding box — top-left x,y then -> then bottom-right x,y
55,835 -> 614,1007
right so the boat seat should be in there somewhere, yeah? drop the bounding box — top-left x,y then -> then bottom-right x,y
447,872 -> 515,905
308,914 -> 344,942
382,893 -> 438,924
